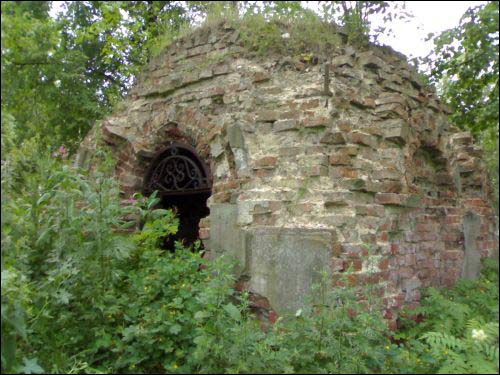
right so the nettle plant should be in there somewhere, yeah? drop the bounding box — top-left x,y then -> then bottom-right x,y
1,143 -> 245,374
1,144 -> 139,372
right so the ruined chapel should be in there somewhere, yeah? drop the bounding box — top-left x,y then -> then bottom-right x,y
77,21 -> 499,324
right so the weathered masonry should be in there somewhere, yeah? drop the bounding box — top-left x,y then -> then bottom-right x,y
77,21 -> 499,325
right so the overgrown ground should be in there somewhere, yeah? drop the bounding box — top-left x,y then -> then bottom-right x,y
1,144 -> 498,374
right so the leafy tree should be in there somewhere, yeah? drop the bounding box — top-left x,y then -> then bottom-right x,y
1,1 -> 107,149
1,1 -> 204,150
314,1 -> 412,44
426,2 -> 498,135
424,1 -> 499,207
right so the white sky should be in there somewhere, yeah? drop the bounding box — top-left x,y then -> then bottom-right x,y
49,0 -> 486,60
369,1 -> 487,60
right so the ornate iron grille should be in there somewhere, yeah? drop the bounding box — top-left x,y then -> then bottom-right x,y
144,144 -> 211,196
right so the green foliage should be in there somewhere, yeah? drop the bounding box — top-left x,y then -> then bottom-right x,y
185,260 -> 397,374
2,143 -> 499,374
0,1 -> 202,150
1,1 -> 106,150
426,2 -> 498,136
423,1 -> 499,211
395,259 -> 500,374
237,10 -> 343,57
317,1 -> 413,45
421,320 -> 499,374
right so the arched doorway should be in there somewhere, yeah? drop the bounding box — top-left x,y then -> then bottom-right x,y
143,143 -> 211,250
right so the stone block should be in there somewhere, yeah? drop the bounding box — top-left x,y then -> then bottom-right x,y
210,140 -> 225,158
257,110 -> 278,122
461,211 -> 482,280
375,93 -> 407,107
253,71 -> 270,83
331,54 -> 354,67
375,193 -> 420,207
228,123 -> 245,148
273,119 -> 299,132
247,228 -> 334,314
341,178 -> 367,191
379,119 -> 409,145
210,203 -> 248,275
350,96 -> 376,109
349,131 -> 379,148
357,51 -> 386,70
320,131 -> 346,144
303,116 -> 330,128
366,180 -> 403,193
214,64 -> 230,75
198,68 -> 213,79
324,192 -> 352,207
374,103 -> 408,118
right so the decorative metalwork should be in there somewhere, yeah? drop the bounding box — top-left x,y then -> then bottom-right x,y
144,144 -> 211,195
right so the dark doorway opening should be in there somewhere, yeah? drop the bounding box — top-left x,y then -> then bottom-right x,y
160,191 -> 211,251
143,143 -> 212,252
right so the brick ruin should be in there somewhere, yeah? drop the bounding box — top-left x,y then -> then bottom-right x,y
77,21 -> 499,326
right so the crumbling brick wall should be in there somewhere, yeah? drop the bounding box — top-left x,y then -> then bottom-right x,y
77,21 -> 499,326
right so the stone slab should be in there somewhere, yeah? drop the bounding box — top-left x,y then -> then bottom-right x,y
461,211 -> 482,280
210,203 -> 248,274
247,228 -> 334,314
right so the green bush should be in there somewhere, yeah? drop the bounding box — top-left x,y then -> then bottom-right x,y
0,145 -> 240,373
395,259 -> 499,374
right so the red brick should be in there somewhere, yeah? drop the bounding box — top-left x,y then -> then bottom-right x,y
442,232 -> 463,242
329,154 -> 351,165
303,116 -> 330,128
398,267 -> 413,279
442,250 -> 462,260
375,193 -> 403,205
254,156 -> 278,168
387,319 -> 398,331
416,223 -> 434,232
212,192 -> 231,203
268,310 -> 278,324
378,258 -> 390,270
332,243 -> 343,256
344,259 -> 363,271
390,243 -> 399,255
377,232 -> 389,242
300,99 -> 320,110
337,168 -> 358,178
332,257 -> 344,272
255,169 -> 274,178
463,198 -> 488,207
253,71 -> 270,83
384,309 -> 394,320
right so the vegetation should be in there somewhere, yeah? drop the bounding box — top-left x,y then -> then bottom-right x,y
422,1 -> 499,210
1,1 -> 499,374
395,258 -> 499,374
